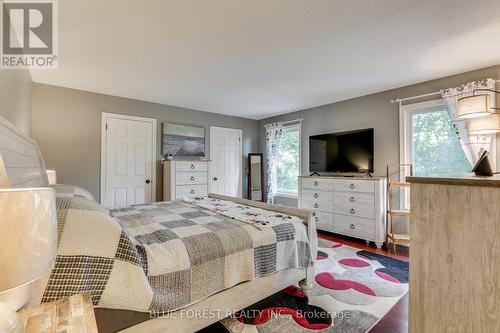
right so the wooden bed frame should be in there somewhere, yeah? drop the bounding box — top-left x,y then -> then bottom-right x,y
0,115 -> 317,333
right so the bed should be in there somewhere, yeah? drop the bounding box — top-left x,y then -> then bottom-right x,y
0,115 -> 317,333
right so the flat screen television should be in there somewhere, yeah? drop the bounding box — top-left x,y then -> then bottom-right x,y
309,128 -> 374,173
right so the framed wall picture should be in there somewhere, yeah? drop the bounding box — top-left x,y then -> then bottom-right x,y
162,123 -> 205,157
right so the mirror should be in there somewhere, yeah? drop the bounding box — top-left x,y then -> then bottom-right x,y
248,153 -> 264,201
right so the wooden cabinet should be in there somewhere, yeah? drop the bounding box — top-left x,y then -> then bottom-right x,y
408,175 -> 500,333
298,176 -> 386,248
162,160 -> 209,201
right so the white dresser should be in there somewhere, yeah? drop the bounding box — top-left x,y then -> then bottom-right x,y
162,160 -> 209,201
298,176 -> 386,248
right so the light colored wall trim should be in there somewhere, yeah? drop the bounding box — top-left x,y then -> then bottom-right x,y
100,112 -> 157,205
209,126 -> 243,198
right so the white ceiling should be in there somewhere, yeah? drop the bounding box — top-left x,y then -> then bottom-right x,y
30,0 -> 500,120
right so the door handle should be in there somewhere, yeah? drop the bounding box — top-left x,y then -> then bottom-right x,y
213,177 -> 218,181
145,179 -> 151,184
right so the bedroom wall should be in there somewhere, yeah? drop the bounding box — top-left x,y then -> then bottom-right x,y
0,69 -> 32,135
260,64 -> 500,207
32,83 -> 259,202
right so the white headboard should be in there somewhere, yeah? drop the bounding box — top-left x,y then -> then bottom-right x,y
0,115 -> 49,188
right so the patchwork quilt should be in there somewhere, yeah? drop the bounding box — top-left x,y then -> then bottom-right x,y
42,187 -> 312,313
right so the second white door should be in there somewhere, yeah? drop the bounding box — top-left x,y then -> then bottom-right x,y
209,126 -> 242,197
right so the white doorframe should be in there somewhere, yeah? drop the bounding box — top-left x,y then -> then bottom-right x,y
209,126 -> 243,198
100,112 -> 157,205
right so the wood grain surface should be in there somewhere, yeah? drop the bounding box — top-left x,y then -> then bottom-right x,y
409,182 -> 499,332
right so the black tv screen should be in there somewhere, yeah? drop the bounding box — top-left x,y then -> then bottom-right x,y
309,128 -> 374,173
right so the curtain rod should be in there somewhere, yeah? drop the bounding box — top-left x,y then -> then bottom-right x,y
390,79 -> 500,104
281,118 -> 303,125
265,118 -> 303,128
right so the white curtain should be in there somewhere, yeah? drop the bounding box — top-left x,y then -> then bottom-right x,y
441,79 -> 496,166
264,122 -> 283,203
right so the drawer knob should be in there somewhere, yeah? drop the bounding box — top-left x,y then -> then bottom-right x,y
190,189 -> 195,194
190,164 -> 195,169
349,208 -> 356,214
190,176 -> 195,181
349,184 -> 355,189
349,196 -> 355,202
349,223 -> 356,230
313,193 -> 318,198
314,203 -> 319,208
315,216 -> 319,222
314,181 -> 319,186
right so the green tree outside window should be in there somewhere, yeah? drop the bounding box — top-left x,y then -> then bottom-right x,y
412,110 -> 470,176
276,128 -> 300,193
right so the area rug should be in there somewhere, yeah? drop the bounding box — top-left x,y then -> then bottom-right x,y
220,244 -> 408,332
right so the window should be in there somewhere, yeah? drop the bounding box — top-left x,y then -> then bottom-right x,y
411,110 -> 471,176
400,100 -> 472,208
401,101 -> 470,177
274,124 -> 300,196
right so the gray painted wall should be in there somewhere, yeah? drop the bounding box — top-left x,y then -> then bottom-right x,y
0,69 -> 32,135
260,65 -> 500,207
30,65 -> 500,207
32,83 -> 259,202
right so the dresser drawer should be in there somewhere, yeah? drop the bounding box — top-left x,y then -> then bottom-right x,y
313,211 -> 334,232
175,172 -> 208,185
302,189 -> 333,201
175,185 -> 208,199
334,214 -> 374,239
301,198 -> 334,213
301,178 -> 334,191
334,179 -> 374,193
175,161 -> 208,172
334,192 -> 374,206
334,203 -> 374,219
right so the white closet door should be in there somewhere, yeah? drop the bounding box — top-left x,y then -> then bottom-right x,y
209,126 -> 242,197
102,114 -> 155,207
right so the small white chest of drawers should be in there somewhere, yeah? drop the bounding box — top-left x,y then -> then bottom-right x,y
162,160 -> 209,201
298,176 -> 387,248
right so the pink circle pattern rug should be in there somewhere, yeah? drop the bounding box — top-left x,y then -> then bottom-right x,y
220,244 -> 408,333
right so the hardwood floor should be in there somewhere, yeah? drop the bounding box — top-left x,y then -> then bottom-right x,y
317,231 -> 409,333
